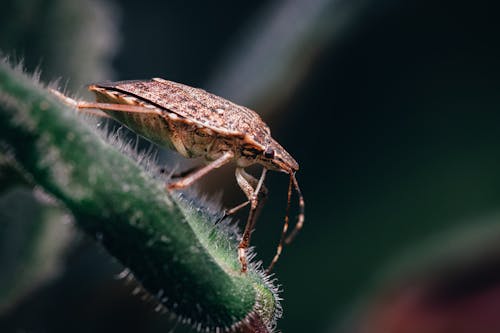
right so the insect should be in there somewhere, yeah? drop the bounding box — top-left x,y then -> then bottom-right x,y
51,78 -> 304,272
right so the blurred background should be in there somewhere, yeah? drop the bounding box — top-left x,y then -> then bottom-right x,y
1,0 -> 500,332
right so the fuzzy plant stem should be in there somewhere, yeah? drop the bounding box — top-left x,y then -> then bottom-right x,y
0,59 -> 280,332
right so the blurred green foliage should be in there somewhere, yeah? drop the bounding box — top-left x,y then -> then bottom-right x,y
0,0 -> 119,89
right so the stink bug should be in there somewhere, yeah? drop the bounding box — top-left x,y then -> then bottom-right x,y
51,78 -> 304,272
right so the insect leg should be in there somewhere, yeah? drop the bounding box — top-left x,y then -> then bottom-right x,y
225,200 -> 250,215
167,151 -> 234,190
50,89 -> 111,118
160,165 -> 200,178
236,167 -> 268,272
225,170 -> 268,215
50,89 -> 162,117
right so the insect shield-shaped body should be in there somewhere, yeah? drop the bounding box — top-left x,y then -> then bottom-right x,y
53,78 -> 304,272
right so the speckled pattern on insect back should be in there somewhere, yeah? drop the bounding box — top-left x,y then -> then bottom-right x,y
97,78 -> 272,147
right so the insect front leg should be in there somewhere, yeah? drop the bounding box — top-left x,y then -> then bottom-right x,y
167,151 -> 234,190
226,169 -> 268,216
235,167 -> 268,273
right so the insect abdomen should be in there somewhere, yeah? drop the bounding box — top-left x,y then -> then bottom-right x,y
92,88 -> 176,150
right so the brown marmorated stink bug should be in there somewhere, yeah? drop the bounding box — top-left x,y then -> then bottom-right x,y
51,78 -> 304,272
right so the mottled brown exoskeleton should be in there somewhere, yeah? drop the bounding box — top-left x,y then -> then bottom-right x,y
51,78 -> 304,272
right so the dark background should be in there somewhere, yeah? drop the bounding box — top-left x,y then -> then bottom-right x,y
2,0 -> 500,332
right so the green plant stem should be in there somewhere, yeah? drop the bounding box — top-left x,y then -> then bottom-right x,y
0,59 -> 280,332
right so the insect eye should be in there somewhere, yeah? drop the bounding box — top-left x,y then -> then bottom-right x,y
264,148 -> 275,159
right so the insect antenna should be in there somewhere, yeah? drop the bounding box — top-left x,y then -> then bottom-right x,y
285,173 -> 305,244
266,174 -> 293,273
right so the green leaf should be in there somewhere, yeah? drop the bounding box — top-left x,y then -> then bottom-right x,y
0,58 -> 280,332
